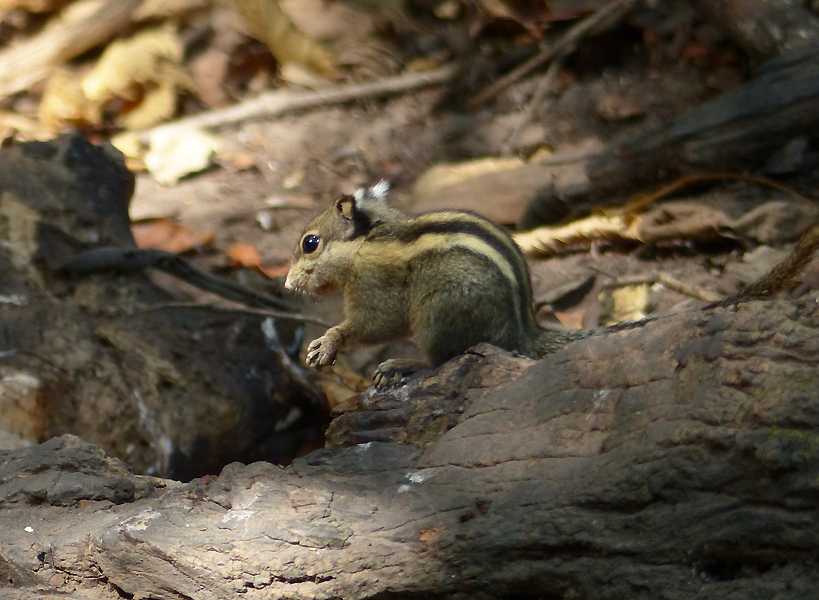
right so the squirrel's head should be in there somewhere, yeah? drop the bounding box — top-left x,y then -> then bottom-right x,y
285,181 -> 394,294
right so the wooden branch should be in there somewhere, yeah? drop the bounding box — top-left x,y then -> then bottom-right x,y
141,65 -> 457,139
2,134 -> 819,600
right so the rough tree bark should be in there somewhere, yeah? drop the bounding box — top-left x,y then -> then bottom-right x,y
2,293 -> 819,599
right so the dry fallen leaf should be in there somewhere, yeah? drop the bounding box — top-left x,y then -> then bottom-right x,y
81,26 -> 194,128
110,130 -> 147,171
548,275 -> 604,330
280,0 -> 377,42
514,213 -> 635,256
145,128 -> 222,185
0,0 -> 68,13
232,0 -> 336,78
606,284 -> 649,324
553,308 -> 585,330
257,263 -> 290,278
516,196 -> 819,258
82,26 -> 180,101
411,157 -> 552,222
472,0 -> 548,41
315,366 -> 370,409
132,218 -> 214,254
38,68 -> 101,132
282,0 -> 395,80
434,0 -> 461,19
121,81 -> 179,130
227,243 -> 261,268
414,157 -> 525,195
231,152 -> 257,171
133,0 -> 209,21
0,111 -> 41,140
227,244 -> 290,278
479,0 -> 518,20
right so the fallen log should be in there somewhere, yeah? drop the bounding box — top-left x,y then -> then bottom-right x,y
2,292 -> 819,599
522,43 -> 819,223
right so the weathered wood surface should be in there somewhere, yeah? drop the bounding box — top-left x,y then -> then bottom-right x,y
3,294 -> 819,599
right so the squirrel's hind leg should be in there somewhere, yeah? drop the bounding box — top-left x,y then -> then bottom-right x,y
373,358 -> 429,387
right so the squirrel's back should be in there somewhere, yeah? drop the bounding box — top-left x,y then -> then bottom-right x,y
284,183 -> 551,368
285,182 -> 819,383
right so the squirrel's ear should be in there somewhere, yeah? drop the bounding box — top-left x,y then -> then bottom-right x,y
335,195 -> 356,221
335,193 -> 373,239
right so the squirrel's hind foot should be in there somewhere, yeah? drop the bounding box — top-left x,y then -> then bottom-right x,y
373,359 -> 429,388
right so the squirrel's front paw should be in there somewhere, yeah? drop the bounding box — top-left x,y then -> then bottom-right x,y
305,333 -> 339,367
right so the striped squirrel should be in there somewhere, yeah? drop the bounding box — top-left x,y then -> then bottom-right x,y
285,182 -> 819,385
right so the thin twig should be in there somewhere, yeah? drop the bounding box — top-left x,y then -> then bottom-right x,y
142,65 -> 457,140
598,272 -> 721,302
501,57 -> 564,156
58,246 -> 296,311
657,273 -> 722,303
0,349 -> 70,374
471,0 -> 637,107
624,172 -> 813,214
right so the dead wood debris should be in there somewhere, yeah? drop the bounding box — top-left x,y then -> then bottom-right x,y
471,0 -> 638,106
136,302 -> 333,328
514,174 -> 818,257
140,63 -> 456,139
585,270 -> 720,303
57,246 -> 295,311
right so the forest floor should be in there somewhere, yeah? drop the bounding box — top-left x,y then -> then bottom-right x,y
128,4 -> 797,378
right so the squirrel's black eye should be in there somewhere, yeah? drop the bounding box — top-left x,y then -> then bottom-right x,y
302,234 -> 320,254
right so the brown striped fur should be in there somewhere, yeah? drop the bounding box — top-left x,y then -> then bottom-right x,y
284,186 -> 561,381
286,184 -> 819,384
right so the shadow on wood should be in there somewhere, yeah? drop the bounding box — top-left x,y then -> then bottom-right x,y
2,294 -> 819,599
0,134 -> 325,480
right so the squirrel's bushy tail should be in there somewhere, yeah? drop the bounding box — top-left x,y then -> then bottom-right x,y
525,327 -> 589,358
708,222 -> 819,307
